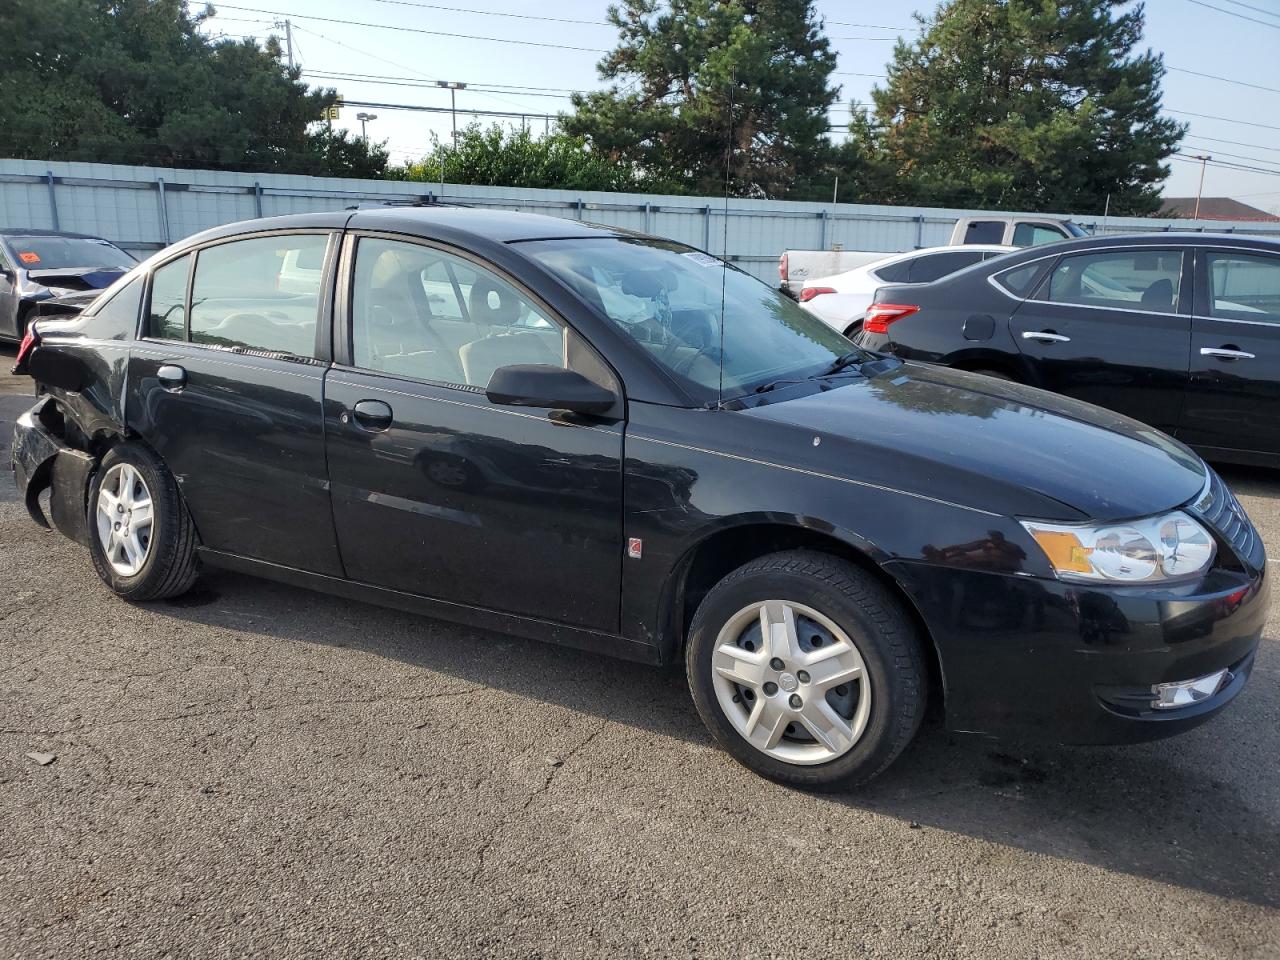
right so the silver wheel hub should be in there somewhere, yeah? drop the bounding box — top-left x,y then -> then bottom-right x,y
711,599 -> 872,766
95,463 -> 155,577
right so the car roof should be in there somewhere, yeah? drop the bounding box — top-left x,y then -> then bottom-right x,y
0,228 -> 110,241
1016,231 -> 1280,254
347,207 -> 630,243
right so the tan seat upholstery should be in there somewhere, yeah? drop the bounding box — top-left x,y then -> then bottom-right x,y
459,277 -> 560,387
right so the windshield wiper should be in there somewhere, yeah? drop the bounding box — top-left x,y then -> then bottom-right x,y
751,352 -> 867,395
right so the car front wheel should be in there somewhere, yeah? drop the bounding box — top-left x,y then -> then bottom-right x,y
87,443 -> 199,601
686,550 -> 927,789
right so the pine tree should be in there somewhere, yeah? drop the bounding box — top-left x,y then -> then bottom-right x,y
853,0 -> 1184,214
562,0 -> 840,198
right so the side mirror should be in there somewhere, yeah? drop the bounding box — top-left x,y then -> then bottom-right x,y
486,364 -> 616,415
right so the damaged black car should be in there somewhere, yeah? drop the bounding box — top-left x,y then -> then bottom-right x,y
10,209 -> 1268,789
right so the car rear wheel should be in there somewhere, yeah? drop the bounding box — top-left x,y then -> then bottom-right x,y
686,550 -> 927,789
87,443 -> 199,601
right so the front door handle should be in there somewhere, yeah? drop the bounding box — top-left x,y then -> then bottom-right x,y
350,399 -> 393,432
1022,331 -> 1071,344
1200,346 -> 1255,361
156,364 -> 187,391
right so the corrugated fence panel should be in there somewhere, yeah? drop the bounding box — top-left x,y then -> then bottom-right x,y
3,158 -> 1280,282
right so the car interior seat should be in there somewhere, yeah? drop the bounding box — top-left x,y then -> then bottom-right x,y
459,278 -> 559,388
1140,278 -> 1175,312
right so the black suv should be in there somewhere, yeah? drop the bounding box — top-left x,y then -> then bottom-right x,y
856,233 -> 1280,466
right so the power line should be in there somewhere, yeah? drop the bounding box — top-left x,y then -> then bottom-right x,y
1182,0 -> 1280,28
363,0 -> 610,26
213,4 -> 609,52
1218,0 -> 1280,18
1167,66 -> 1280,96
1186,133 -> 1280,154
306,72 -> 577,100
1168,108 -> 1280,133
1183,141 -> 1280,169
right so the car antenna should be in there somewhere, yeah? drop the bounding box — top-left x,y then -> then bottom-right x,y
716,68 -> 734,411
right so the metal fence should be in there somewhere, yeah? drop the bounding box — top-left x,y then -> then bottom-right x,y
4,158 -> 1279,283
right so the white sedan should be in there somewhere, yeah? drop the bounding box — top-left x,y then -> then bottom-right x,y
797,244 -> 1017,336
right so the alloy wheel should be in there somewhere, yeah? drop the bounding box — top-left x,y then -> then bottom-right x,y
95,463 -> 155,577
711,599 -> 872,765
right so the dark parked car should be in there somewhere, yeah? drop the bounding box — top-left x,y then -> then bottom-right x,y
0,229 -> 137,341
855,233 -> 1280,466
11,210 -> 1267,788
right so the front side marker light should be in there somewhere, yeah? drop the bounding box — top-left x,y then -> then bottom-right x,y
1152,669 -> 1228,709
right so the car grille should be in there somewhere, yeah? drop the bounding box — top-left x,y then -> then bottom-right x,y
1191,469 -> 1260,565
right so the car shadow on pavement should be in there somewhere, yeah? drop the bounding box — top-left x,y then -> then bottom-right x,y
158,567 -> 1279,911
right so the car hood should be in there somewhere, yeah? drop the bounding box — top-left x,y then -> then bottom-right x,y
25,267 -> 127,292
741,361 -> 1207,522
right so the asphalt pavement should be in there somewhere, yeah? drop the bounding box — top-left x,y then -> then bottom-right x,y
1,345 -> 1277,959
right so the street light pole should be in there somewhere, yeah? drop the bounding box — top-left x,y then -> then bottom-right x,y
356,112 -> 378,141
1193,155 -> 1212,220
436,81 -> 467,143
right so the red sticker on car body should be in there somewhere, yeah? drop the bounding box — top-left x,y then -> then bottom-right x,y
18,252 -> 40,264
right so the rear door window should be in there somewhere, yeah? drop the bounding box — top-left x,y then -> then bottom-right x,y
147,254 -> 191,340
189,234 -> 329,356
1044,249 -> 1184,314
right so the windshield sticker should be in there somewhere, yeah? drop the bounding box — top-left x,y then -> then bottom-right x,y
18,252 -> 40,264
682,251 -> 721,268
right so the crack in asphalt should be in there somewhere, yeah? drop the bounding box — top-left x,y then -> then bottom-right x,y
470,719 -> 610,881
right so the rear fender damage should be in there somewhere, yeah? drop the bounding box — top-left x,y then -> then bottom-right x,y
12,399 -> 97,546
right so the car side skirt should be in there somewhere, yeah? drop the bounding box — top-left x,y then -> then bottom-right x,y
198,548 -> 663,666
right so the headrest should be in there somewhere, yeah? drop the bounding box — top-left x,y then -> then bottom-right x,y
468,277 -> 522,326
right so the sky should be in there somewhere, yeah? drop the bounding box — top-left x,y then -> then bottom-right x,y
195,0 -> 1280,214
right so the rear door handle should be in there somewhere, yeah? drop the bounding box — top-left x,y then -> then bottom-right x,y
1200,347 -> 1255,361
350,399 -> 393,432
1022,331 -> 1071,344
156,364 -> 187,391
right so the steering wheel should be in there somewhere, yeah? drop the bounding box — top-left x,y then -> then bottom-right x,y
672,343 -> 723,379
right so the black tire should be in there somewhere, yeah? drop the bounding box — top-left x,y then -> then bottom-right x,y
842,318 -> 863,338
87,442 -> 199,601
686,550 -> 927,790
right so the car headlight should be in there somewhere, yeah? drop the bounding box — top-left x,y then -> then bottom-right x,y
1021,511 -> 1215,584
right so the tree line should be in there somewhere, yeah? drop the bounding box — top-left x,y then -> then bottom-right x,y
0,0 -> 1183,215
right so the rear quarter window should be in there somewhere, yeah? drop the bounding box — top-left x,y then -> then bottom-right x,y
993,260 -> 1053,298
79,276 -> 143,341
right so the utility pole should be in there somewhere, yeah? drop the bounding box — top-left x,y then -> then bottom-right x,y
1193,155 -> 1212,219
284,19 -> 294,71
437,81 -> 467,143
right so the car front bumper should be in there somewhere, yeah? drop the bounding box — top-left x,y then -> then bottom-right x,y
883,558 -> 1268,745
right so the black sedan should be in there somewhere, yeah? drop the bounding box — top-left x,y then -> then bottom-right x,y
855,232 -> 1280,467
10,210 -> 1267,788
0,228 -> 137,341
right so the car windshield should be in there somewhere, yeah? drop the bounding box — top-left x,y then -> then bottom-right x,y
7,236 -> 135,271
524,236 -> 870,402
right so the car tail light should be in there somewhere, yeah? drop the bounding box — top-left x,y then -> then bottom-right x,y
798,286 -> 836,303
778,253 -> 789,282
11,323 -> 39,375
863,303 -> 920,335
